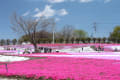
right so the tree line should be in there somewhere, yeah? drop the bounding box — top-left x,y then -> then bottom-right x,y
18,25 -> 120,44
0,39 -> 17,46
8,12 -> 120,52
1,36 -> 120,46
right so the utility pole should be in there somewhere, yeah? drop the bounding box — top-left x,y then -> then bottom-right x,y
93,22 -> 97,37
52,19 -> 56,44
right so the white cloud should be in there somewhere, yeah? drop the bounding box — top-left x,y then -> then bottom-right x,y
26,0 -> 112,4
34,5 -> 55,18
22,11 -> 30,16
26,0 -> 42,2
48,0 -> 65,3
55,18 -> 60,21
58,9 -> 68,16
33,5 -> 68,18
70,0 -> 76,2
34,8 -> 40,12
104,0 -> 112,3
80,0 -> 93,3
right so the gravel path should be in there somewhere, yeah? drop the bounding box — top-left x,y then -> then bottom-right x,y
0,77 -> 27,80
0,78 -> 17,80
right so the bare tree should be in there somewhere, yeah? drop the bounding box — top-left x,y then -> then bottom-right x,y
10,13 -> 52,52
60,25 -> 75,42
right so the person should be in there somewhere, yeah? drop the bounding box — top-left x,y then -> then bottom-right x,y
50,48 -> 52,53
98,46 -> 101,51
115,48 -> 118,52
44,48 -> 47,53
101,48 -> 104,51
56,51 -> 59,53
41,47 -> 43,50
82,47 -> 84,51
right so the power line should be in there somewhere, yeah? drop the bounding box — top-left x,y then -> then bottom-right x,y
95,22 -> 120,25
93,22 -> 97,33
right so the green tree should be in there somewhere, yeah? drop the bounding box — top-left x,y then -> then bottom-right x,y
6,39 -> 10,45
86,37 -> 91,43
76,38 -> 80,43
81,38 -> 85,43
71,37 -> 75,43
109,26 -> 120,41
102,37 -> 107,43
96,38 -> 101,43
73,30 -> 88,39
0,39 -> 5,46
92,38 -> 96,43
12,39 -> 17,45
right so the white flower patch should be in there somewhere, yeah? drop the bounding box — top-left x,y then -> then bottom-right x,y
0,55 -> 30,62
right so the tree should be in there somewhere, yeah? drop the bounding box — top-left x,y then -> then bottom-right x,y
60,25 -> 75,42
92,38 -> 96,43
10,13 -> 52,52
76,38 -> 80,43
12,39 -> 17,45
86,37 -> 91,43
0,39 -> 5,46
19,30 -> 52,43
109,26 -> 120,40
81,38 -> 85,43
73,29 -> 88,39
71,37 -> 75,43
102,37 -> 107,43
96,38 -> 101,43
107,38 -> 114,43
6,39 -> 10,45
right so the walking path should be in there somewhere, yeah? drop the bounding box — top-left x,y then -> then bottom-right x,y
25,52 -> 120,60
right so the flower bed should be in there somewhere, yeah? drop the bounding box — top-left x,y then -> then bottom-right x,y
0,57 -> 120,80
0,43 -> 120,79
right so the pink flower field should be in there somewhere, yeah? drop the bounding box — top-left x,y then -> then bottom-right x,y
1,43 -> 120,80
0,56 -> 120,80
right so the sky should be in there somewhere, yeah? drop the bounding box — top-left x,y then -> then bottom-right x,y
0,0 -> 120,39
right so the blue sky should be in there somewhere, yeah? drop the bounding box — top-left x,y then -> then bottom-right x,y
0,0 -> 120,39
